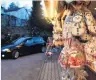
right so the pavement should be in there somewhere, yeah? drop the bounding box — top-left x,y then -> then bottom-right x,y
1,53 -> 45,80
2,52 -> 96,80
37,52 -> 63,80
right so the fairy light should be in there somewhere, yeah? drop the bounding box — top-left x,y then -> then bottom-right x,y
50,0 -> 54,18
41,0 -> 48,17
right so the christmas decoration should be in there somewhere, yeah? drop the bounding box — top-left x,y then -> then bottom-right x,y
43,0 -> 96,80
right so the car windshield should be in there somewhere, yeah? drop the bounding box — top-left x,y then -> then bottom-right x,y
12,37 -> 29,45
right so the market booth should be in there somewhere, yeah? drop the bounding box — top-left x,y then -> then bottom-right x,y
84,1 -> 96,79
43,0 -> 96,80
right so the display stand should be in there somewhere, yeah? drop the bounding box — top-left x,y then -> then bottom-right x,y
43,1 -> 96,80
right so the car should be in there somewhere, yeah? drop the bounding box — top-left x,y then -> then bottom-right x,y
1,36 -> 46,59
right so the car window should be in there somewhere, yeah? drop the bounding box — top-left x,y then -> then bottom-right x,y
13,37 -> 31,45
13,38 -> 25,45
24,39 -> 34,46
24,37 -> 45,46
33,37 -> 45,43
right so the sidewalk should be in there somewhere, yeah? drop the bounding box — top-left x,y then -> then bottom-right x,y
36,53 -> 63,80
36,52 -> 96,80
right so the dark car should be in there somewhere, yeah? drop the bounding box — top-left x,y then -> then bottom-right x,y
1,37 -> 45,59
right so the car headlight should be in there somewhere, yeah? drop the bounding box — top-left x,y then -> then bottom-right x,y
2,54 -> 5,57
2,49 -> 11,52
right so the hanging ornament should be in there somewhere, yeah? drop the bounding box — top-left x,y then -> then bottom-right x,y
84,11 -> 96,35
71,12 -> 86,36
58,42 -> 85,69
84,37 -> 96,72
68,50 -> 85,68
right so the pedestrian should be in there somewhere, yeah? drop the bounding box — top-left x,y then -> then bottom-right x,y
45,37 -> 54,62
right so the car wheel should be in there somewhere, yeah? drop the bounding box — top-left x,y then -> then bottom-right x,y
12,50 -> 19,59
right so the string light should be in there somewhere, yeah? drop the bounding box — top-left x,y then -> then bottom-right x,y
42,0 -> 58,22
41,0 -> 48,17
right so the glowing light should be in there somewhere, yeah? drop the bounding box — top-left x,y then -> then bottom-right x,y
41,0 -> 48,17
42,0 -> 58,24
50,0 -> 54,18
2,55 -> 5,57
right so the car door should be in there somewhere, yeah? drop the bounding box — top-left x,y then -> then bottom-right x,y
24,38 -> 35,54
17,38 -> 32,55
32,37 -> 45,53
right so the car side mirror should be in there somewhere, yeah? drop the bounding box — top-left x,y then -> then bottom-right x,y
16,43 -> 24,48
